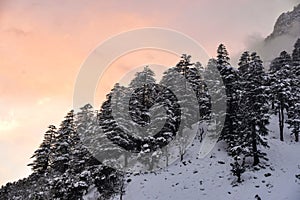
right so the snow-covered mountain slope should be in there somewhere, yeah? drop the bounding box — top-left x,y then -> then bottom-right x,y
115,115 -> 300,200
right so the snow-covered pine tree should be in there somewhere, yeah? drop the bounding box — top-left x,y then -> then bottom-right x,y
28,125 -> 56,174
160,57 -> 199,161
292,38 -> 300,68
203,58 -> 227,147
97,90 -> 131,166
161,68 -> 189,161
269,51 -> 293,141
231,51 -> 253,155
128,67 -> 173,169
216,44 -> 240,146
287,94 -> 300,142
181,56 -> 210,121
238,52 -> 270,166
50,110 -> 75,173
217,44 -> 230,66
110,83 -> 135,166
269,51 -> 292,72
129,66 -> 156,88
238,51 -> 251,75
129,66 -> 156,128
73,104 -> 100,171
286,39 -> 300,142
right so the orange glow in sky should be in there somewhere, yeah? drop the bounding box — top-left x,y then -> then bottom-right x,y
0,0 -> 298,185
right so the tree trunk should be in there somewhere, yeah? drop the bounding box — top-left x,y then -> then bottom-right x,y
163,148 -> 169,167
252,121 -> 259,166
295,127 -> 299,142
228,101 -> 233,136
166,154 -> 169,167
149,157 -> 154,171
120,182 -> 124,200
180,149 -> 184,162
279,103 -> 284,141
124,154 -> 128,168
237,173 -> 241,183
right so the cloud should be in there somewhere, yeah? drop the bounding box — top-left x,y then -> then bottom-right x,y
5,27 -> 28,36
230,0 -> 300,67
241,20 -> 300,69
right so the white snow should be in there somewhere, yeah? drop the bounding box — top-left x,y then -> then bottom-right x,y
83,185 -> 100,200
112,115 -> 300,200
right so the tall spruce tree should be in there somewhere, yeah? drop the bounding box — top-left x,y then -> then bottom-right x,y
216,44 -> 240,145
238,51 -> 251,75
217,44 -> 230,66
51,110 -> 76,172
286,39 -> 300,142
28,125 -> 56,173
73,104 -> 100,171
238,52 -> 270,166
269,51 -> 293,141
286,85 -> 300,142
160,56 -> 199,161
292,38 -> 300,68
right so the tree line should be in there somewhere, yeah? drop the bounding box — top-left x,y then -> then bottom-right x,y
0,38 -> 299,198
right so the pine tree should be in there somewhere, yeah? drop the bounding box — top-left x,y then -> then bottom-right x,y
178,56 -> 209,121
51,110 -> 76,173
216,44 -> 240,146
129,66 -> 157,127
97,92 -> 128,166
217,44 -> 230,66
238,52 -> 270,166
129,66 -> 156,89
286,89 -> 300,142
203,58 -> 227,155
292,38 -> 300,68
269,51 -> 292,72
238,51 -> 251,75
73,104 -> 100,171
160,57 -> 199,161
28,125 -> 56,173
286,39 -> 300,142
269,51 -> 293,141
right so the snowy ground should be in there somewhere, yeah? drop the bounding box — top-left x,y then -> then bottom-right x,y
113,115 -> 300,200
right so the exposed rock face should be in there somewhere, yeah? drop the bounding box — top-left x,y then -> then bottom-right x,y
249,3 -> 300,65
266,4 -> 300,40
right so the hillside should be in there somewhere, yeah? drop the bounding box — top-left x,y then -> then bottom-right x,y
114,115 -> 300,200
1,37 -> 299,200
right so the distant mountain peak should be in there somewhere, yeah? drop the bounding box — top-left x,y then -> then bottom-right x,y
266,4 -> 300,40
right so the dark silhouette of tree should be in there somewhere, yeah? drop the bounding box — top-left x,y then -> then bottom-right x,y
51,110 -> 75,173
28,125 -> 56,173
292,38 -> 300,67
216,44 -> 240,147
238,52 -> 270,166
269,51 -> 293,141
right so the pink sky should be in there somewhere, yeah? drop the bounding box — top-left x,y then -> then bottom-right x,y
0,0 -> 299,185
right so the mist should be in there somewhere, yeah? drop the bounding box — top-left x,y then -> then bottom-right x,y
231,1 -> 300,69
